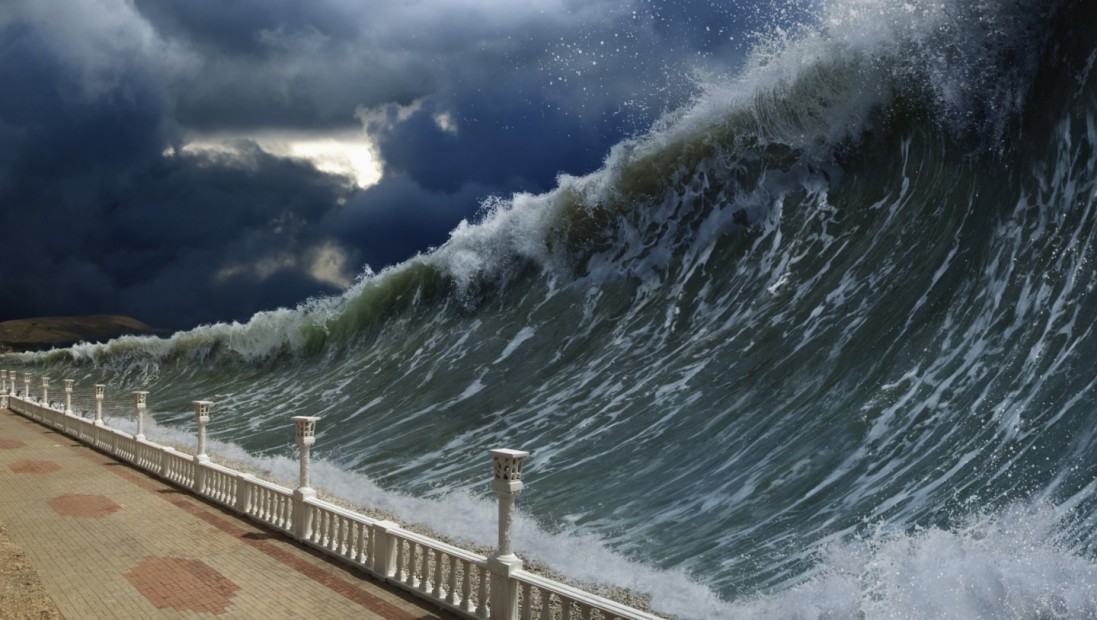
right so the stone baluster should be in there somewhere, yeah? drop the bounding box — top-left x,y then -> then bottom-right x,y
192,401 -> 212,493
291,416 -> 321,541
64,379 -> 74,414
487,448 -> 530,620
41,377 -> 49,406
23,373 -> 31,400
132,391 -> 148,440
94,384 -> 105,426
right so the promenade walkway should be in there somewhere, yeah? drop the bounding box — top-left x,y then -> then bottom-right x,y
0,407 -> 453,619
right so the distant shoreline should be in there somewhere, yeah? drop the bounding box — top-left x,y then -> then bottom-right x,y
0,315 -> 166,353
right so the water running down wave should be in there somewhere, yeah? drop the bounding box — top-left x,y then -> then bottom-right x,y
10,1 -> 1097,617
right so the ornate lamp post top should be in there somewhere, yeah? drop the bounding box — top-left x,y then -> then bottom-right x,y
491,449 -> 530,481
132,391 -> 148,407
95,384 -> 105,397
193,401 -> 212,424
292,416 -> 320,447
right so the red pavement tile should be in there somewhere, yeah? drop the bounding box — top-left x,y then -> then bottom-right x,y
125,556 -> 240,614
9,459 -> 61,474
48,494 -> 121,519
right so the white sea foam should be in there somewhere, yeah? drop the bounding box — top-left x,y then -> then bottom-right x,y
730,504 -> 1097,619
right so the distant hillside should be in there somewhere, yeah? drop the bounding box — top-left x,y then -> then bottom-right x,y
0,315 -> 166,352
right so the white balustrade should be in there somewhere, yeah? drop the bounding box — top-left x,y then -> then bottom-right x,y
2,381 -> 662,620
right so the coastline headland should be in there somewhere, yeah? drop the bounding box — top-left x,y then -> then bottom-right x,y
0,315 -> 166,352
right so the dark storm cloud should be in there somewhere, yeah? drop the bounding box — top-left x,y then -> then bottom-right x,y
321,174 -> 496,270
375,97 -> 614,194
0,0 -> 762,330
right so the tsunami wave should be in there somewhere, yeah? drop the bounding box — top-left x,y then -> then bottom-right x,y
39,0 -> 1063,370
9,1 -> 1097,618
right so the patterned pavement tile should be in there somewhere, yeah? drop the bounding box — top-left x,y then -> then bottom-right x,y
47,494 -> 121,519
125,556 -> 240,614
9,460 -> 61,474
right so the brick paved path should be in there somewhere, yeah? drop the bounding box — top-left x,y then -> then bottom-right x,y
0,408 -> 454,619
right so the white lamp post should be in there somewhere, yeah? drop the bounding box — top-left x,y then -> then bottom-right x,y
63,379 -> 74,414
291,416 -> 321,541
487,448 -> 530,620
94,384 -> 105,426
193,401 -> 212,461
132,391 -> 148,440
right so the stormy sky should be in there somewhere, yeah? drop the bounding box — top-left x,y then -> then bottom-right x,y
0,0 -> 807,330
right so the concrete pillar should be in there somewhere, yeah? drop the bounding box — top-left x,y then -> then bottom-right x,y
94,384 -> 105,426
40,377 -> 49,406
487,448 -> 529,620
291,416 -> 320,541
64,379 -> 74,414
372,521 -> 401,577
132,391 -> 148,440
23,373 -> 30,399
1,370 -> 6,393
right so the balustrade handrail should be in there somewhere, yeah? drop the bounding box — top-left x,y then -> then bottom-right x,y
513,570 -> 665,620
1,382 -> 664,620
243,473 -> 292,494
201,460 -> 244,476
387,522 -> 489,565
